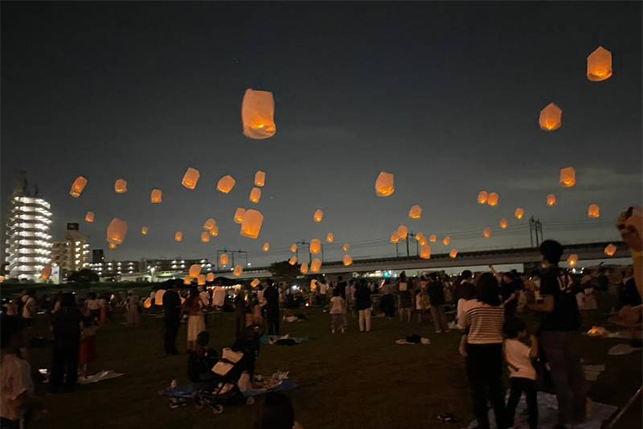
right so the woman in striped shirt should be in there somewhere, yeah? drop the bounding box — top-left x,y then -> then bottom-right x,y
458,273 -> 507,429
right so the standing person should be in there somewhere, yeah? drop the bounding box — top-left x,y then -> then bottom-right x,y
454,270 -> 474,303
380,280 -> 396,319
415,288 -> 429,323
336,276 -> 347,299
458,273 -> 507,429
21,291 -> 36,328
162,282 -> 181,356
126,291 -> 141,327
329,288 -> 346,334
79,315 -> 99,379
397,273 -> 413,322
234,290 -> 247,339
183,287 -> 206,351
428,274 -> 449,333
355,280 -> 372,333
84,293 -> 100,319
50,293 -> 82,393
98,294 -> 109,325
264,280 -> 280,336
528,240 -> 587,429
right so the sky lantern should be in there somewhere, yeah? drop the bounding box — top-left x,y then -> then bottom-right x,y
300,262 -> 309,275
144,298 -> 153,309
40,264 -> 52,280
254,171 -> 266,187
182,167 -> 200,190
249,187 -> 262,204
289,256 -> 298,266
174,231 -> 183,242
416,232 -> 426,245
290,244 -> 298,253
183,277 -> 192,286
477,191 -> 488,205
234,208 -> 246,224
587,204 -> 600,219
310,258 -> 322,273
567,254 -> 579,267
201,231 -> 211,243
240,209 -> 263,239
408,205 -> 423,219
442,236 -> 451,246
233,265 -> 243,277
375,171 -> 395,197
263,242 -> 270,252
326,233 -> 335,243
189,264 -> 202,278
343,244 -> 350,252
500,218 -> 509,229
220,253 -> 229,266
70,176 -> 88,197
108,243 -> 117,250
449,248 -> 458,258
310,239 -> 321,254
587,46 -> 612,82
206,273 -> 215,282
198,275 -> 206,286
547,194 -> 557,206
204,218 -> 217,231
217,175 -> 236,194
429,234 -> 437,243
251,278 -> 261,288
487,192 -> 499,207
313,209 -> 324,223
483,227 -> 492,239
141,226 -> 148,235
390,231 -> 400,244
420,243 -> 432,260
604,244 -> 617,257
114,179 -> 127,193
85,211 -> 95,223
343,254 -> 353,267
150,189 -> 163,203
539,103 -> 562,131
242,88 -> 277,139
106,218 -> 128,245
515,208 -> 525,220
398,225 -> 409,240
560,167 -> 576,188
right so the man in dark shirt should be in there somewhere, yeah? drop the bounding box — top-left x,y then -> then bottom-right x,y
50,293 -> 82,393
427,274 -> 449,333
162,281 -> 182,356
528,240 -> 587,429
336,276 -> 347,299
263,280 -> 280,335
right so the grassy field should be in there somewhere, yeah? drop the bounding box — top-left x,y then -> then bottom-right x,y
27,304 -> 641,429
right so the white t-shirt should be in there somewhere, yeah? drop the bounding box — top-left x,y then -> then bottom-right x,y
329,296 -> 346,314
0,354 -> 35,421
504,339 -> 537,380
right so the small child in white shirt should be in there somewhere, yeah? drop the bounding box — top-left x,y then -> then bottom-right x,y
329,289 -> 346,334
504,318 -> 539,429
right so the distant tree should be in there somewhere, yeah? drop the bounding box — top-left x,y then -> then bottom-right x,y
67,269 -> 99,284
269,260 -> 300,284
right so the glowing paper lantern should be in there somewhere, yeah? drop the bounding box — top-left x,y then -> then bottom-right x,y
40,264 -> 52,280
429,235 -> 437,243
587,46 -> 612,82
375,171 -> 395,197
234,208 -> 246,224
144,298 -> 152,309
184,277 -> 192,286
150,189 -> 163,203
198,275 -> 206,286
408,205 -> 423,219
547,194 -> 557,206
343,244 -> 350,252
209,225 -> 219,237
604,244 -> 617,257
420,244 -> 432,260
567,254 -> 579,267
234,265 -> 243,277
442,236 -> 451,246
85,211 -> 95,223
204,218 -> 217,231
483,227 -> 492,239
70,176 -> 88,197
343,254 -> 353,266
390,231 -> 400,244
500,219 -> 509,230
113,179 -> 127,194
217,175 -> 236,194
141,226 -> 149,236
300,263 -> 309,275
254,171 -> 266,187
242,88 -> 277,139
310,258 -> 322,273
220,253 -> 229,266
588,204 -> 600,219
416,232 -> 426,245
240,209 -> 264,239
398,225 -> 409,240
249,187 -> 262,204
289,257 -> 298,266
515,208 -> 525,220
487,193 -> 499,207
201,232 -> 211,243
106,218 -> 128,245
539,103 -> 562,131
263,242 -> 270,252
310,239 -> 321,254
189,264 -> 202,278
477,191 -> 488,205
449,249 -> 458,258
182,168 -> 200,190
206,273 -> 215,282
326,233 -> 334,243
109,243 -> 117,250
560,167 -> 576,188
290,244 -> 297,253
313,209 -> 324,223
174,231 -> 183,242
251,278 -> 261,288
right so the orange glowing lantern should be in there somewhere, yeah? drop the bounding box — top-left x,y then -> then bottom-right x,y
604,244 -> 617,257
217,175 -> 236,194
242,89 -> 277,139
539,103 -> 562,131
85,211 -> 95,223
547,194 -> 557,207
144,298 -> 152,309
114,179 -> 128,193
291,244 -> 297,253
141,226 -> 148,235
442,236 -> 451,246
201,231 -> 211,243
249,187 -> 262,204
234,265 -> 243,277
240,209 -> 263,239
487,192 -> 499,207
310,239 -> 321,254
420,243 -> 432,260
254,171 -> 266,187
234,208 -> 246,224
251,278 -> 261,288
343,244 -> 350,252
483,227 -> 492,239
204,218 -> 217,231
429,234 -> 437,243
182,168 -> 200,190
588,204 -> 600,219
209,225 -> 219,237
515,208 -> 525,220
184,277 -> 192,286
477,191 -> 488,205
500,218 -> 509,229
40,264 -> 52,280
311,258 -> 322,273
263,242 -> 270,252
391,231 -> 400,244
326,233 -> 334,243
449,249 -> 458,258
560,167 -> 576,188
189,264 -> 202,278
408,205 -> 423,219
567,254 -> 579,267
313,209 -> 324,223
198,275 -> 206,286
220,253 -> 229,266
343,254 -> 353,266
289,257 -> 298,266
375,171 -> 395,197
415,232 -> 426,244
587,46 -> 612,82
70,176 -> 88,197
206,273 -> 215,282
109,243 -> 117,250
300,262 -> 309,275
106,218 -> 128,245
150,189 -> 163,203
174,231 -> 183,242
398,225 -> 409,240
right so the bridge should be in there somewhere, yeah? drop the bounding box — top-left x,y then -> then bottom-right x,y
214,241 -> 630,280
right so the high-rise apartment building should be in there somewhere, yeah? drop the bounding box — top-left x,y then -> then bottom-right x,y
51,223 -> 91,277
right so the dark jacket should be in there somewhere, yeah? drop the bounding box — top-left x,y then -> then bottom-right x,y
163,289 -> 182,320
264,286 -> 279,313
355,286 -> 372,310
51,306 -> 82,351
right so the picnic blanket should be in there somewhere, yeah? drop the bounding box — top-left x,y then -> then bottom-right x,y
466,392 -> 617,429
260,335 -> 309,345
159,373 -> 297,399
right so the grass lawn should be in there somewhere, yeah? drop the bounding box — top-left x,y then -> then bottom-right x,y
27,304 -> 641,429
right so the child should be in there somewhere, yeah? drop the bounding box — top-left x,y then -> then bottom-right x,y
504,318 -> 539,429
329,288 -> 346,334
415,289 -> 429,322
187,331 -> 218,387
79,315 -> 99,379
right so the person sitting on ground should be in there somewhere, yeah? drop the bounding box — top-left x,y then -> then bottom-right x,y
187,331 -> 218,387
329,288 -> 346,334
253,392 -> 304,429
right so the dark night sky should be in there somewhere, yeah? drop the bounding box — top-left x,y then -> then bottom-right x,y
2,2 -> 641,265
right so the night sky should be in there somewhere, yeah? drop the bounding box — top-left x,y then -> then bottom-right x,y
2,2 -> 641,266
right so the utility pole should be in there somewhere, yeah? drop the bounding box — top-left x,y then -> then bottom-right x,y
529,218 -> 544,248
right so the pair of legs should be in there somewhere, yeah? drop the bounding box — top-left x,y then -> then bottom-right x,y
506,377 -> 538,429
430,305 -> 449,332
164,318 -> 180,355
466,343 -> 507,429
50,345 -> 79,393
331,313 -> 345,333
358,308 -> 372,332
267,311 -> 280,335
399,307 -> 412,322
